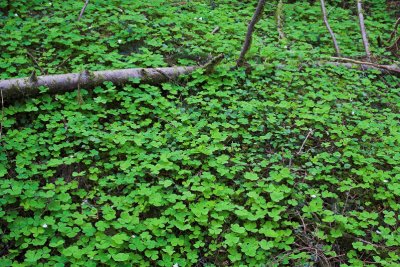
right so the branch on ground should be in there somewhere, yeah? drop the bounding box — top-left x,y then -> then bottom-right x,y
386,17 -> 400,44
0,55 -> 224,101
357,0 -> 372,61
329,57 -> 400,75
320,0 -> 341,56
78,0 -> 90,21
236,0 -> 266,68
276,0 -> 286,41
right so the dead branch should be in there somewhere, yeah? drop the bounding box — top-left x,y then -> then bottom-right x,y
236,0 -> 266,67
0,55 -> 223,101
276,0 -> 286,40
320,0 -> 341,56
329,57 -> 400,75
0,90 -> 3,140
26,51 -> 46,75
297,128 -> 314,155
387,36 -> 400,55
357,0 -> 371,61
211,26 -> 220,34
78,0 -> 90,21
386,17 -> 400,44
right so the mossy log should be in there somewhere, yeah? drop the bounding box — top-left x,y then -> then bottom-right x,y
0,54 -> 224,101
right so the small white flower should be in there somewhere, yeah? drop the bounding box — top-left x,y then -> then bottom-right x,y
173,264 -> 179,267
311,194 -> 317,198
42,223 -> 48,228
376,230 -> 381,234
131,235 -> 136,238
351,111 -> 355,115
49,2 -> 52,5
118,39 -> 122,44
383,179 -> 388,183
15,13 -> 18,17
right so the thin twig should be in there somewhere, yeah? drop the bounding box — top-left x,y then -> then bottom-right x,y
0,90 -> 4,140
341,189 -> 351,214
211,26 -> 220,34
78,0 -> 90,21
203,53 -> 224,74
26,50 -> 46,75
297,129 -> 313,155
320,0 -> 341,56
331,57 -> 400,74
54,54 -> 73,73
357,0 -> 371,61
387,36 -> 400,55
386,17 -> 400,44
236,0 -> 266,67
297,211 -> 307,233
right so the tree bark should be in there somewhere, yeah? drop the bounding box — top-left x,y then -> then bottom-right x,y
320,0 -> 341,56
276,0 -> 286,40
236,0 -> 266,67
357,0 -> 371,61
0,67 -> 191,100
0,54 -> 224,101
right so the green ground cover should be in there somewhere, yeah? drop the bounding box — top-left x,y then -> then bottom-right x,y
0,0 -> 399,266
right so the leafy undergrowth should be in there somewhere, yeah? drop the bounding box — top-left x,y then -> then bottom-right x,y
1,0 -> 400,266
0,0 -> 397,79
1,65 -> 400,266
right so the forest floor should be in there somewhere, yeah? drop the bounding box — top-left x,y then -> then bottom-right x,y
0,1 -> 399,266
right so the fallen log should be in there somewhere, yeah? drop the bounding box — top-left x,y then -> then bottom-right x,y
0,54 -> 224,100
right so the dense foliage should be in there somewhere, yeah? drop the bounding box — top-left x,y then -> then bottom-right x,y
1,0 -> 399,266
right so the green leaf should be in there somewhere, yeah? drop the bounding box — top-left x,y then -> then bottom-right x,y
112,253 -> 130,262
244,172 -> 259,181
